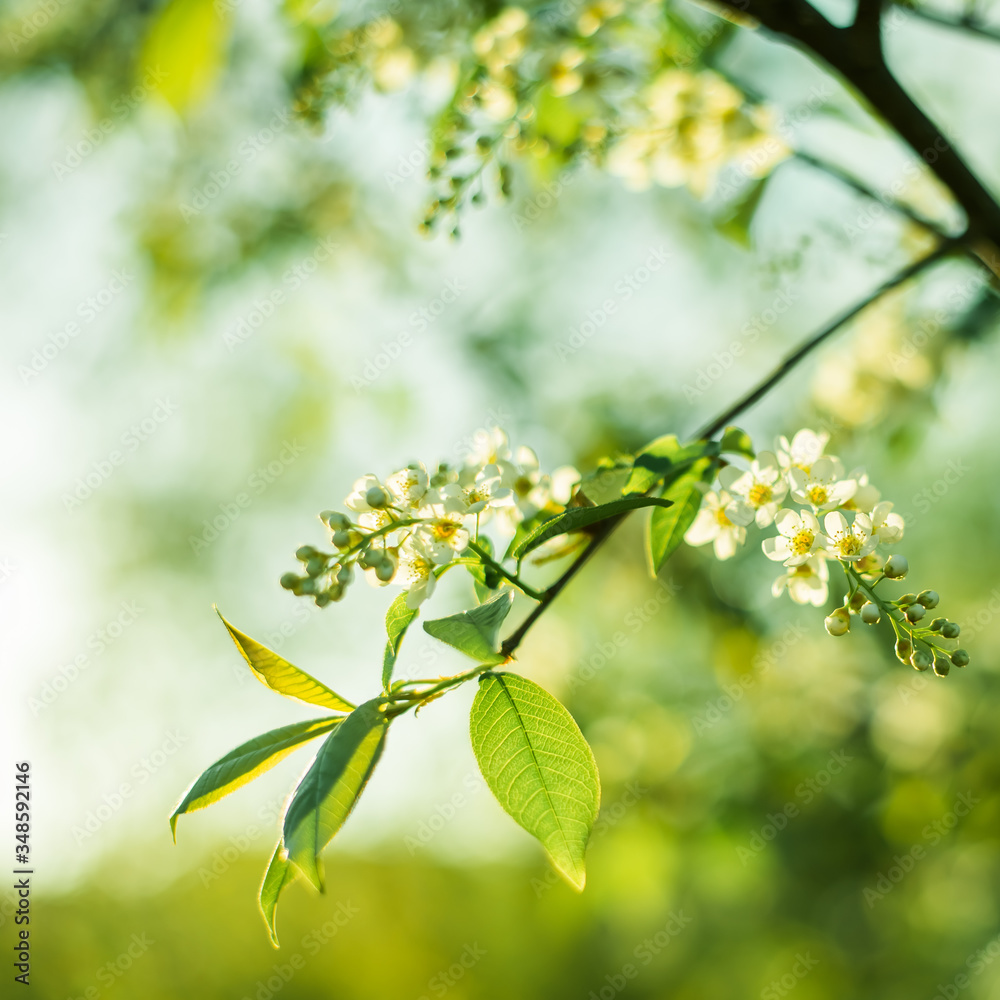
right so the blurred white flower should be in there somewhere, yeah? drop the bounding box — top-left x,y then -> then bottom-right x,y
776,428 -> 829,475
788,456 -> 856,512
772,554 -> 829,606
719,450 -> 787,527
685,489 -> 746,560
870,501 -> 905,544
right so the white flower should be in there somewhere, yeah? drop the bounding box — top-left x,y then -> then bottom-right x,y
414,513 -> 470,564
500,446 -> 552,520
870,501 -> 904,544
549,465 -> 580,505
684,489 -> 746,560
442,463 -> 513,515
788,456 -> 856,512
384,463 -> 430,512
776,428 -> 829,475
344,474 -> 384,513
719,450 -> 788,527
762,508 -> 825,565
396,536 -> 438,608
842,469 -> 881,513
465,426 -> 512,473
823,510 -> 876,563
772,554 -> 829,606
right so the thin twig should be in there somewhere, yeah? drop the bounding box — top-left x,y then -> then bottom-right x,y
693,238 -> 962,439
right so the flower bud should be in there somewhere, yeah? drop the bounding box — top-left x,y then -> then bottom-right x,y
951,649 -> 970,668
910,648 -> 932,671
933,656 -> 951,677
336,564 -> 353,585
332,530 -> 351,549
895,637 -> 912,662
941,622 -> 961,639
314,592 -> 332,608
298,577 -> 318,595
328,582 -> 345,602
358,548 -> 380,570
885,555 -> 909,579
929,617 -> 946,632
280,572 -> 300,590
306,557 -> 326,577
366,486 -> 391,509
860,602 -> 881,625
849,591 -> 867,612
825,607 -> 851,636
897,593 -> 917,607
296,545 -> 318,562
323,510 -> 352,530
375,560 -> 396,583
905,604 -> 926,623
917,590 -> 939,609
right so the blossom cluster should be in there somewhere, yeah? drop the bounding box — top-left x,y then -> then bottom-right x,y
684,428 -> 968,676
280,430 -> 577,610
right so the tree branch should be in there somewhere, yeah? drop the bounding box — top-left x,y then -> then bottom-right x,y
889,1 -> 1000,44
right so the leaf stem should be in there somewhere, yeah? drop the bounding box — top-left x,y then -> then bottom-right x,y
466,540 -> 544,601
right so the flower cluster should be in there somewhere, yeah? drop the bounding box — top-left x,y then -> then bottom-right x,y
280,429 -> 577,610
685,428 -> 968,676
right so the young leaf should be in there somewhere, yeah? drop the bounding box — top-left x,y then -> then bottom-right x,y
283,699 -> 389,890
382,594 -> 419,690
470,672 -> 600,891
719,425 -> 755,460
575,461 -> 632,505
623,436 -> 715,496
511,496 -> 674,560
170,716 -> 342,840
422,590 -> 513,664
259,843 -> 296,948
217,608 -> 355,712
647,457 -> 717,575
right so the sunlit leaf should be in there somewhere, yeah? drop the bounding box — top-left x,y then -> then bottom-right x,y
259,843 -> 296,949
511,496 -> 674,560
470,672 -> 600,890
382,594 -> 419,690
170,715 -> 342,839
623,435 -> 715,496
422,590 -> 513,664
647,457 -> 718,575
217,608 -> 354,712
719,425 -> 756,460
283,699 -> 389,890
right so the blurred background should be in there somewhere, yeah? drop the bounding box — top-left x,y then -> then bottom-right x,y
3,0 -> 1000,996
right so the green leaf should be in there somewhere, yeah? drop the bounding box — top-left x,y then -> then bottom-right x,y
511,496 -> 675,560
422,590 -> 513,664
714,174 -> 770,247
216,608 -> 354,712
647,457 -> 718,575
259,843 -> 296,948
719,425 -> 755,460
283,699 -> 389,890
170,716 -> 342,840
382,594 -> 419,690
465,536 -> 501,604
623,436 -> 715,496
575,461 -> 632,505
470,672 -> 600,890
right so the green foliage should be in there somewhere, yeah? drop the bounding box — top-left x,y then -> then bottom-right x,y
719,425 -> 756,460
217,609 -> 355,712
382,594 -> 419,690
422,591 -> 514,664
170,716 -> 343,839
623,436 -> 718,496
470,672 -> 600,890
282,699 -> 390,892
646,457 -> 718,575
511,496 -> 676,560
258,843 -> 296,949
